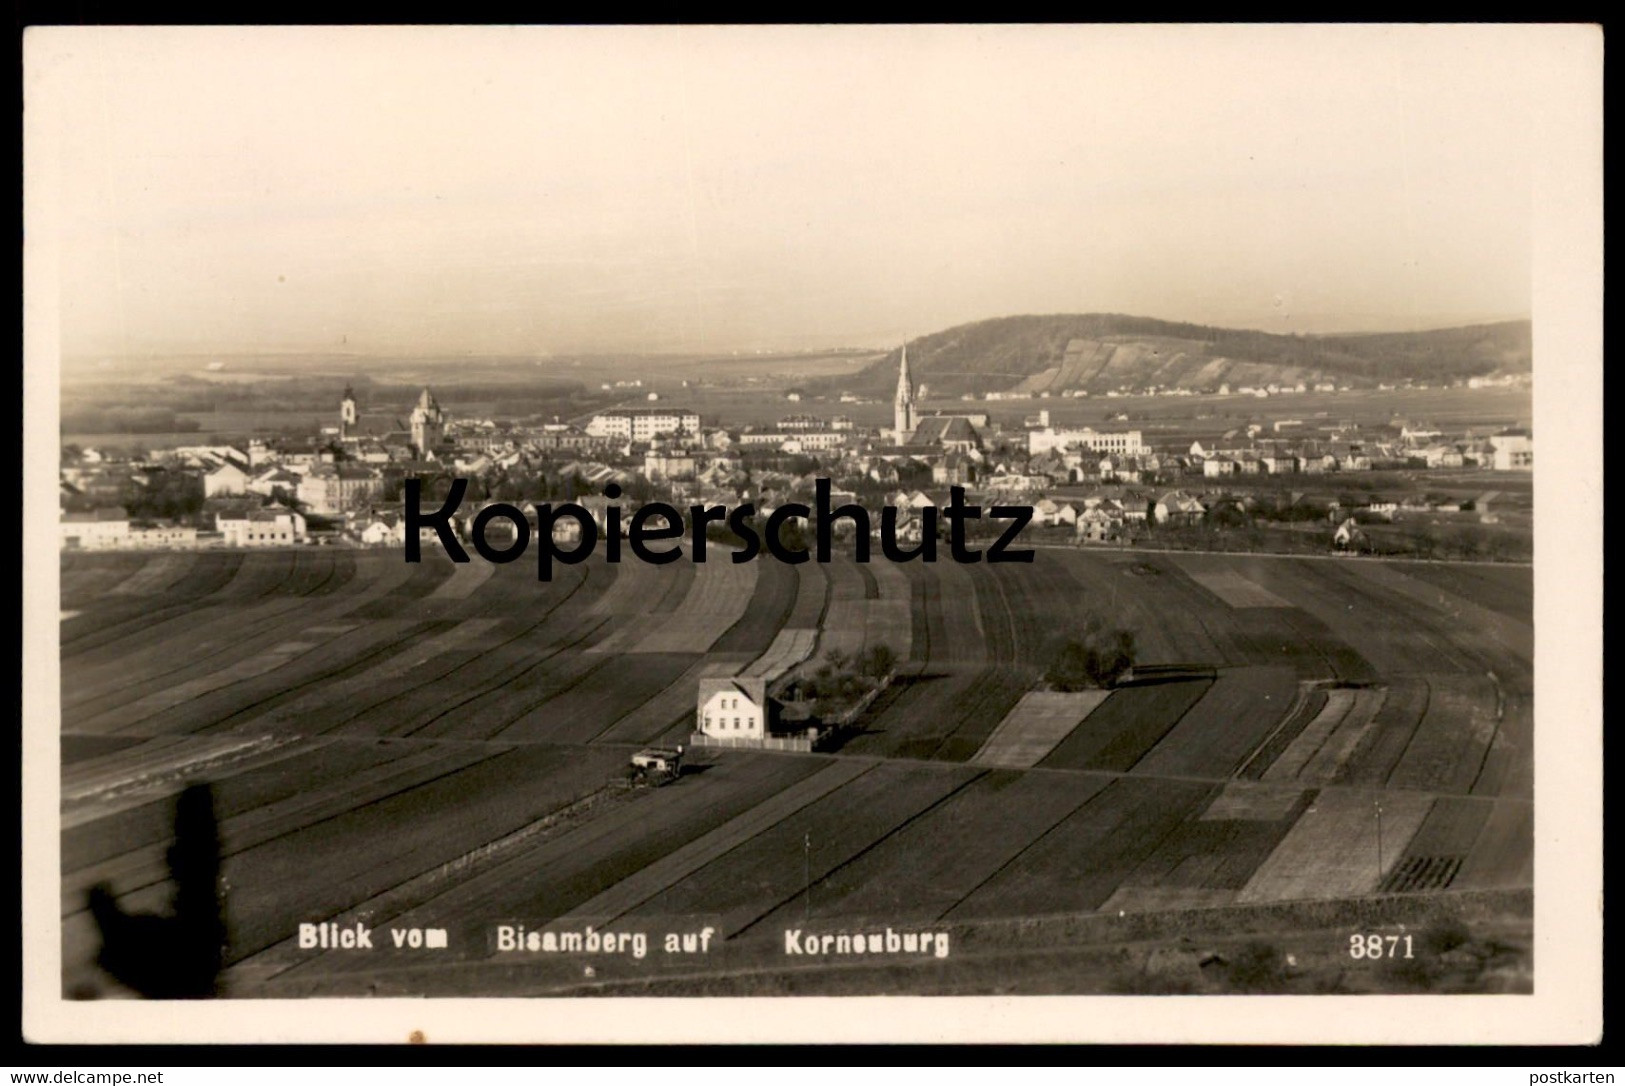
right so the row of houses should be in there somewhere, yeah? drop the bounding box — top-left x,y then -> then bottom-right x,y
58,505 -> 310,550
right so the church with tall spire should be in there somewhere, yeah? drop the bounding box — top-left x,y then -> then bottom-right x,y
339,385 -> 358,440
893,343 -> 917,445
409,388 -> 445,457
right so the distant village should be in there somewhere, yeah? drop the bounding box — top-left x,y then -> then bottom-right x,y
60,351 -> 1532,557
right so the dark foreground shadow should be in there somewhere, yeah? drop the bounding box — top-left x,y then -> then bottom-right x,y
87,783 -> 226,999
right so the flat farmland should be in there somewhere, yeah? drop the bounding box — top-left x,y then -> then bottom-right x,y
946,776 -> 1220,919
1037,676 -> 1214,772
55,543 -> 1534,997
622,760 -> 983,937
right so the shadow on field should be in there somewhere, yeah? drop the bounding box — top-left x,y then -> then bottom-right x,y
84,782 -> 227,999
1120,664 -> 1218,686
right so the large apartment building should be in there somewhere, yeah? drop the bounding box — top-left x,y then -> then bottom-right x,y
1027,427 -> 1145,457
585,408 -> 702,441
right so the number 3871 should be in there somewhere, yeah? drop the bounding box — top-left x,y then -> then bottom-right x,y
1348,933 -> 1414,959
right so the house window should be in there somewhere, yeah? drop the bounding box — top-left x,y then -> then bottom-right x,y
733,717 -> 740,729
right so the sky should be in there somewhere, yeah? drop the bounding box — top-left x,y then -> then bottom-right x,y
29,25 -> 1542,358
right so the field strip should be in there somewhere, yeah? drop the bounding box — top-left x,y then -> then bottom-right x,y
1269,559 -> 1497,679
60,731 -> 292,801
1097,884 -> 1239,913
740,628 -> 819,682
105,553 -> 198,597
586,560 -> 650,615
427,559 -> 496,599
60,554 -> 150,603
827,560 -> 868,602
64,554 -> 415,697
1185,568 -> 1295,609
64,595 -> 317,691
945,776 -> 1216,921
1452,799 -> 1533,889
1300,688 -> 1388,781
61,733 -> 191,783
591,653 -> 756,744
1387,563 -> 1533,627
1343,561 -> 1532,664
709,556 -> 798,655
1263,690 -> 1354,780
335,620 -> 618,738
229,619 -> 505,733
816,599 -> 868,660
584,623 -> 644,655
598,560 -> 754,653
506,653 -> 703,744
971,691 -> 1111,768
1108,781 -> 1313,906
1470,690 -> 1529,797
656,762 -> 985,939
399,615 -> 614,739
1380,796 -> 1493,892
157,619 -> 465,738
1132,667 -> 1298,778
1199,781 -> 1306,821
61,742 -> 507,901
1036,677 -> 1214,772
333,572 -> 605,737
547,759 -> 876,928
60,734 -> 315,827
686,559 -> 759,614
786,562 -> 829,628
1235,789 -> 1432,903
1389,674 -> 1499,794
748,769 -> 1110,927
72,633 -> 363,733
1236,682 -> 1320,779
629,612 -> 751,655
867,562 -> 914,660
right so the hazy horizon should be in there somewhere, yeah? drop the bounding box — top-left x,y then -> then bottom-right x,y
58,310 -> 1535,369
32,26 -> 1537,359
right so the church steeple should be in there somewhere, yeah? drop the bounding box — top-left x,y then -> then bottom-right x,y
410,387 -> 445,456
340,384 -> 358,439
893,343 -> 917,444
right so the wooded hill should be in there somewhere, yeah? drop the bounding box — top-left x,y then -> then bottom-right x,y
825,314 -> 1531,397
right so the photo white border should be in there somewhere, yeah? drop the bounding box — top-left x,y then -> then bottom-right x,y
21,23 -> 1603,1046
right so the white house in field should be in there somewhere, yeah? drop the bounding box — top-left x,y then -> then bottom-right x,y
695,676 -> 774,741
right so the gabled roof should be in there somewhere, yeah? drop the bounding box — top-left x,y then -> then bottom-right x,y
910,416 -> 980,446
246,506 -> 303,523
697,675 -> 769,707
